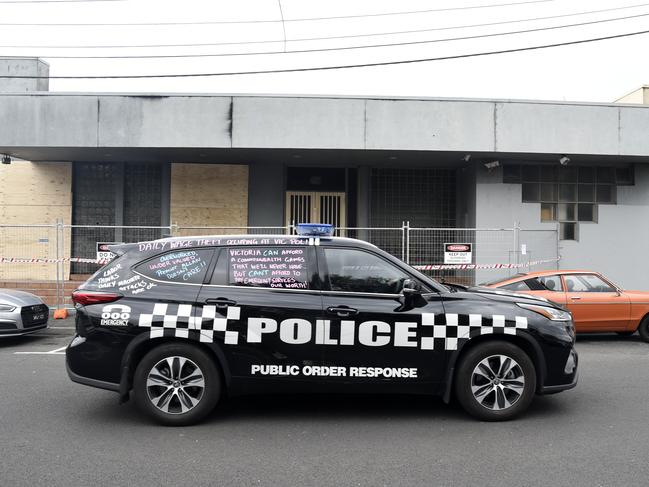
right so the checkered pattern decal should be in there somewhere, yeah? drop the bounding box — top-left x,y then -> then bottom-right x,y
420,313 -> 528,351
136,304 -> 527,350
138,303 -> 241,344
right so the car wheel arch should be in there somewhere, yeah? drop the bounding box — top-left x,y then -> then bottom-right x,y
441,333 -> 547,404
633,312 -> 649,331
118,334 -> 231,402
636,314 -> 649,342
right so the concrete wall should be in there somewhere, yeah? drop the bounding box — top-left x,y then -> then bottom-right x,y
233,97 -> 365,149
0,58 -> 49,93
0,160 -> 71,280
98,96 -> 232,148
170,163 -> 248,235
6,94 -> 649,157
559,164 -> 649,290
474,163 -> 649,290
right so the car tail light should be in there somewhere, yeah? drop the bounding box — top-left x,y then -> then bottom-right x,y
71,291 -> 122,306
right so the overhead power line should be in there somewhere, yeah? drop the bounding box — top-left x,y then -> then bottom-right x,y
0,0 -> 553,24
7,10 -> 649,59
1,3 -> 645,51
0,0 -> 124,3
1,28 -> 648,79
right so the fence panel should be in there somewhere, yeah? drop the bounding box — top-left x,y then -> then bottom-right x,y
174,226 -> 289,237
408,228 -> 516,286
335,227 -> 406,261
408,227 -> 560,286
516,228 -> 561,272
0,224 -> 59,281
64,225 -> 172,275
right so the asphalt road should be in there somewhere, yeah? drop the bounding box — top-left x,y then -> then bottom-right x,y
1,321 -> 648,487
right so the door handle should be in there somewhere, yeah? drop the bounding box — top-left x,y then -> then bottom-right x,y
204,297 -> 237,308
570,296 -> 581,300
326,306 -> 359,318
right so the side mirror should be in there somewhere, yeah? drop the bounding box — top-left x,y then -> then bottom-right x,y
402,279 -> 422,296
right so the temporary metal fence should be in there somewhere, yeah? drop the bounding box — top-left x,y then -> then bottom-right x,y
0,222 -> 559,308
335,227 -> 407,262
66,224 -> 173,274
174,226 -> 288,237
0,224 -> 60,281
407,225 -> 559,285
408,227 -> 515,286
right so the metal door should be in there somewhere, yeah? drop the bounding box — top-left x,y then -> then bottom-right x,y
285,191 -> 346,228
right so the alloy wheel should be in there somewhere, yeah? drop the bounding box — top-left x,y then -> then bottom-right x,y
146,356 -> 205,415
471,354 -> 525,411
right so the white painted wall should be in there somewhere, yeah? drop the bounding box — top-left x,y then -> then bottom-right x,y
474,163 -> 649,290
559,164 -> 649,290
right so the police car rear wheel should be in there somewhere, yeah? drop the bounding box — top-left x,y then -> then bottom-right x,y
133,343 -> 221,426
455,342 -> 536,421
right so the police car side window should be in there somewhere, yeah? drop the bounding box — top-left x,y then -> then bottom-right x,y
324,248 -> 409,294
135,249 -> 212,284
227,247 -> 309,289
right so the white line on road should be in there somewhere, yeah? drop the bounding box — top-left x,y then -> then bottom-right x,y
14,351 -> 65,355
14,345 -> 67,355
50,326 -> 75,329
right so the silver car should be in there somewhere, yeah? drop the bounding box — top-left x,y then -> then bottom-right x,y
0,290 -> 49,337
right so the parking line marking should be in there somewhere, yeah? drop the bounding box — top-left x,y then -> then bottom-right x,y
14,345 -> 67,355
14,351 -> 65,355
50,326 -> 75,329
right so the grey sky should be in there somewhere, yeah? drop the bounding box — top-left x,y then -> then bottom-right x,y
1,0 -> 648,102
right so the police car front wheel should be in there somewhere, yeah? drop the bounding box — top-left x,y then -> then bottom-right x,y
133,343 -> 221,425
455,341 -> 536,421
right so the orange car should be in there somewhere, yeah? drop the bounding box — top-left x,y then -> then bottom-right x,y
485,270 -> 649,341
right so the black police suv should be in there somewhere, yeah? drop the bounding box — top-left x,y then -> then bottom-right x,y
66,230 -> 578,425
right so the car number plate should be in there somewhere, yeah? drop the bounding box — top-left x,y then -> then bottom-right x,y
33,313 -> 45,320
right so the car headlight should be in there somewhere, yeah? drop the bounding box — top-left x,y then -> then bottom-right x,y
517,303 -> 571,321
0,303 -> 16,312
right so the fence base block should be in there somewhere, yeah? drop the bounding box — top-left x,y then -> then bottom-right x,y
53,309 -> 69,320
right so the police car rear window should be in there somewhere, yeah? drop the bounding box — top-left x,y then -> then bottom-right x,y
135,249 -> 212,284
227,247 -> 308,289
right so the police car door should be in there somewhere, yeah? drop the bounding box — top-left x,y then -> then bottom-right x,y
196,244 -> 325,384
318,246 -> 446,387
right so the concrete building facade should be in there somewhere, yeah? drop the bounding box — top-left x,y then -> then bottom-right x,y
1,58 -> 648,292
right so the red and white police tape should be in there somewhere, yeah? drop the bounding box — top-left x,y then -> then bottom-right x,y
1,256 -> 559,269
0,257 -> 109,264
412,258 -> 560,271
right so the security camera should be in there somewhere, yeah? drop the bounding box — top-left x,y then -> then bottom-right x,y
484,160 -> 500,170
462,154 -> 471,162
1,155 -> 10,165
559,156 -> 570,166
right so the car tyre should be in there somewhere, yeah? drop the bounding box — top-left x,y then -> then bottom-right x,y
133,343 -> 221,426
455,341 -> 536,421
638,317 -> 649,343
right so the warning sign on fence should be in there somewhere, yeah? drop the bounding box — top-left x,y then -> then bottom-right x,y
443,243 -> 472,264
96,242 -> 122,262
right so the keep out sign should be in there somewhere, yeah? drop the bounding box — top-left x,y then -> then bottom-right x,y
444,243 -> 472,264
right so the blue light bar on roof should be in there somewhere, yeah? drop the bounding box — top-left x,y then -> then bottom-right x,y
295,223 -> 335,237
